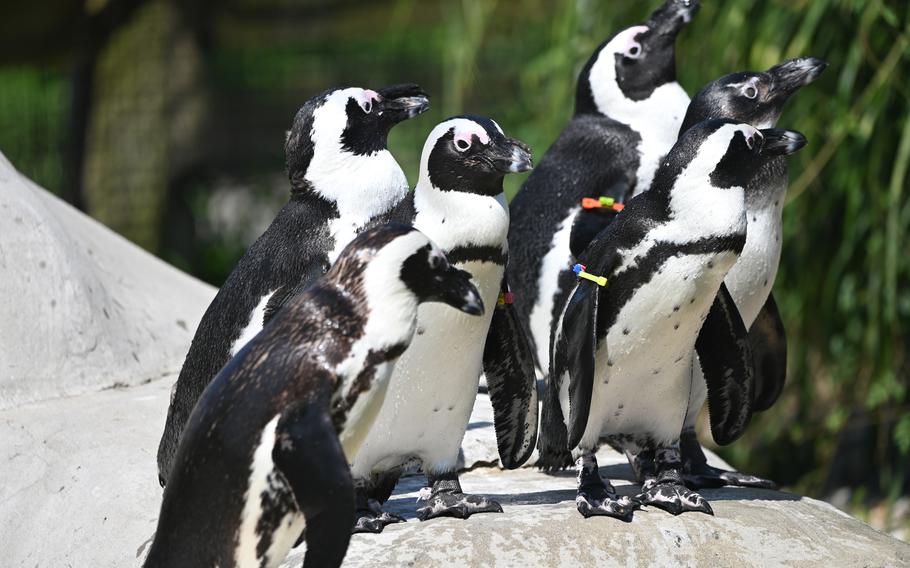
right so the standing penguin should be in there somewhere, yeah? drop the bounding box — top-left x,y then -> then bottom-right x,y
548,120 -> 807,519
144,224 -> 485,568
508,0 -> 699,376
156,84 -> 429,485
349,117 -> 539,532
633,56 -> 829,490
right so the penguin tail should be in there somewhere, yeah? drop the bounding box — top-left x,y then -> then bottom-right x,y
536,375 -> 573,472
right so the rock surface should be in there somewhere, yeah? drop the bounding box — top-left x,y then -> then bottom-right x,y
1,376 -> 907,568
1,157 -> 908,567
0,152 -> 214,409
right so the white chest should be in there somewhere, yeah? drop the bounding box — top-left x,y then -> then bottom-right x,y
724,205 -> 784,327
579,249 -> 740,449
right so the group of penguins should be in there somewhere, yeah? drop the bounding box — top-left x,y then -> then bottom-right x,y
143,1 -> 828,566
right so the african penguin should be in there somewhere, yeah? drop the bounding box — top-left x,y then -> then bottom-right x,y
507,0 -> 699,379
642,56 -> 829,490
349,116 -> 539,532
143,224 -> 485,568
157,84 -> 430,485
546,120 -> 808,519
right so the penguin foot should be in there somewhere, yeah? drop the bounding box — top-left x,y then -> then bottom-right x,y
353,509 -> 406,534
352,496 -> 405,534
637,474 -> 714,516
574,453 -> 637,520
683,463 -> 778,490
576,485 -> 638,521
416,474 -> 502,521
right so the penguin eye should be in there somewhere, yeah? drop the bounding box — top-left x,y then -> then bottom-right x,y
361,100 -> 373,113
454,138 -> 472,152
743,86 -> 758,100
429,250 -> 447,270
625,43 -> 642,59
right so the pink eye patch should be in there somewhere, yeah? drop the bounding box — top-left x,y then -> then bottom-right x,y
453,122 -> 490,146
612,25 -> 649,53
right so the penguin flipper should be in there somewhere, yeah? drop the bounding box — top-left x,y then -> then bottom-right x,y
553,279 -> 601,450
748,292 -> 787,412
273,404 -> 354,568
483,278 -> 539,469
695,283 -> 755,446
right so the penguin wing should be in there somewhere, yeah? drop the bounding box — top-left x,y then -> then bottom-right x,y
568,181 -> 630,259
483,277 -> 539,469
748,292 -> 787,411
552,243 -> 618,450
695,282 -> 755,446
272,402 -> 354,568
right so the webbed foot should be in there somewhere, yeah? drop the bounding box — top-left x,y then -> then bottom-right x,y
352,499 -> 406,534
679,427 -> 777,489
683,462 -> 777,490
574,453 -> 638,521
415,473 -> 502,521
353,491 -> 405,534
638,470 -> 713,515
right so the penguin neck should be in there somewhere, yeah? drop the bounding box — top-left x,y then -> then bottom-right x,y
412,177 -> 511,253
657,169 -> 747,240
586,64 -> 690,194
303,147 -> 409,263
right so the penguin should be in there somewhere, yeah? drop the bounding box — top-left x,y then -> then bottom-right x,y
546,120 -> 808,519
507,0 -> 700,380
156,84 -> 430,485
632,56 -> 829,490
143,224 -> 485,568
349,116 -> 539,532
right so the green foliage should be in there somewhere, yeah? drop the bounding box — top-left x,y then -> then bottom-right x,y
0,66 -> 65,191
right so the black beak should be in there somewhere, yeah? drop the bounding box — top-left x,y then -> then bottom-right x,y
436,266 -> 485,316
767,57 -> 828,98
377,83 -> 430,123
489,138 -> 533,174
759,128 -> 808,156
647,0 -> 700,38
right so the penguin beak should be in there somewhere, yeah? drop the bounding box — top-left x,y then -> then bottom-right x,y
767,57 -> 828,98
489,138 -> 533,174
377,83 -> 430,124
435,266 -> 485,317
647,0 -> 700,38
758,128 -> 808,156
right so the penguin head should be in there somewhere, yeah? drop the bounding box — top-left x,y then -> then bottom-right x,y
330,224 -> 484,317
681,56 -> 828,133
419,116 -> 533,197
655,119 -> 808,192
577,0 -> 699,114
284,84 -> 429,195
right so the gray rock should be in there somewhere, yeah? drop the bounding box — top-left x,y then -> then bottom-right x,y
0,152 -> 214,409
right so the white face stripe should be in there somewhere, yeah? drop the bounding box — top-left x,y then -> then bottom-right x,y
305,87 -> 409,262
616,124 -> 753,275
587,26 -> 690,195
